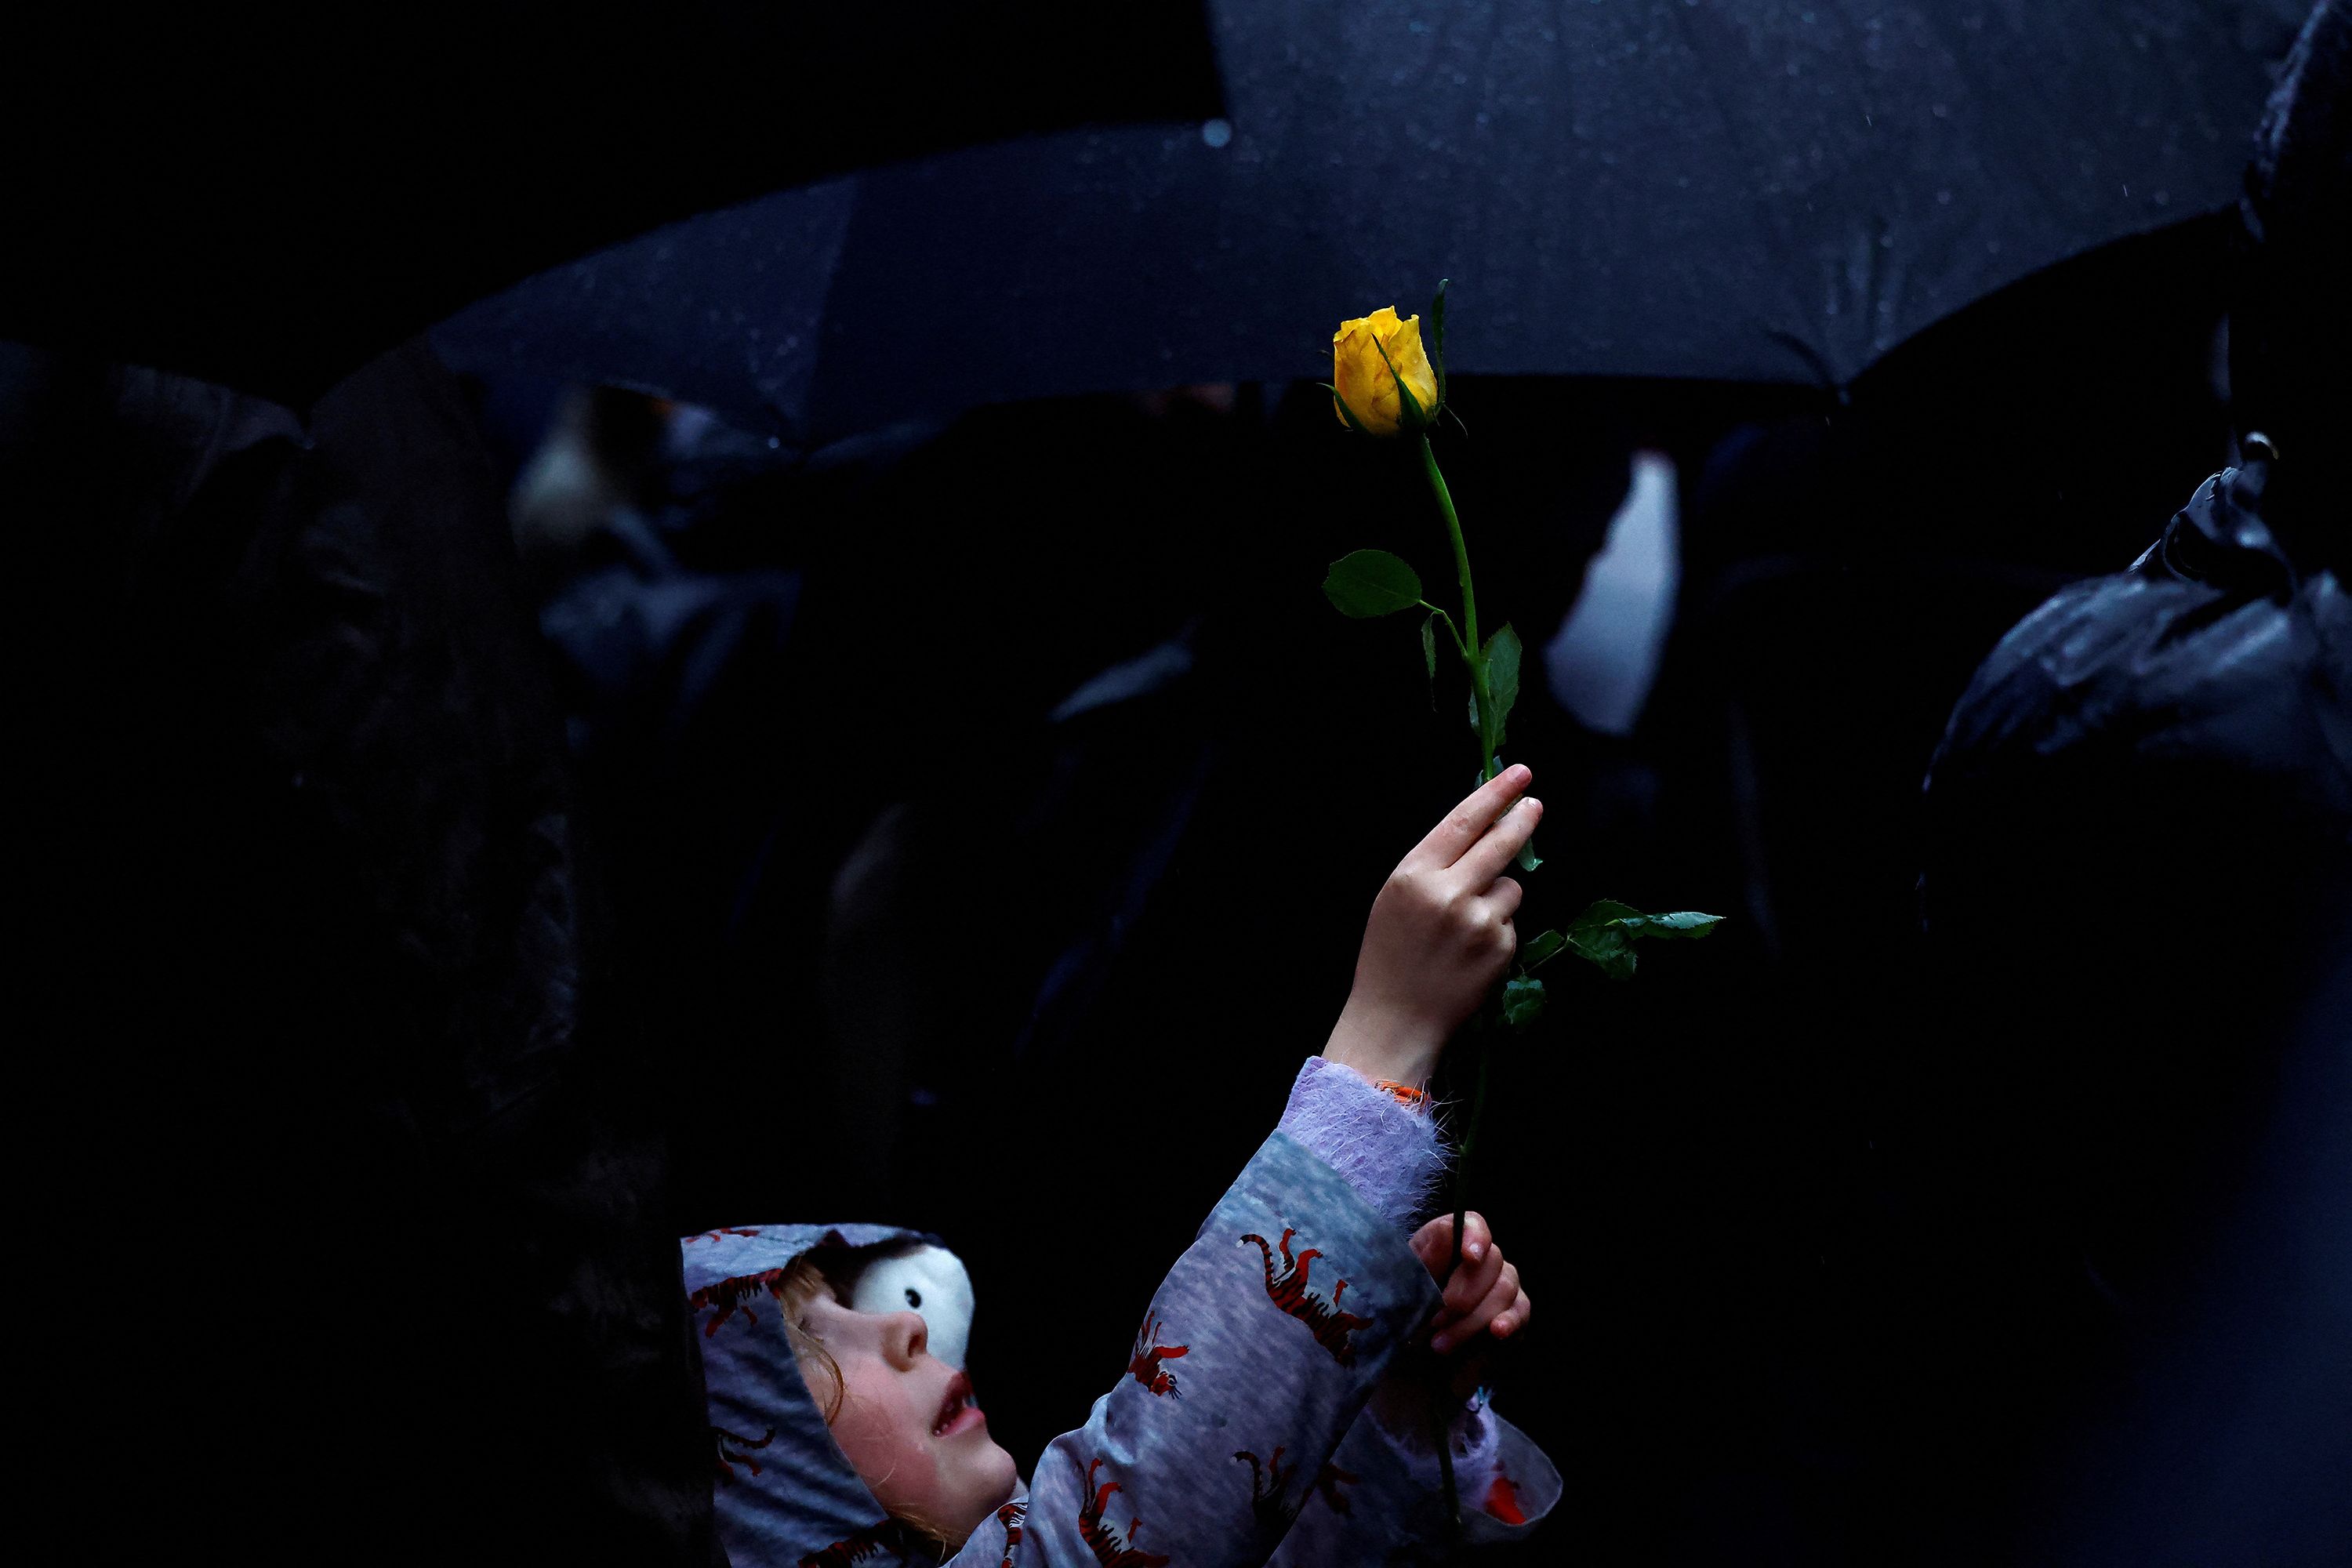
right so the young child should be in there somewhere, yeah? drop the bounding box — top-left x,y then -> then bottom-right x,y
682,768 -> 1561,1564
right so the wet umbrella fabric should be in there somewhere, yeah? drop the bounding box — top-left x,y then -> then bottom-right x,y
0,0 -> 1221,408
437,0 -> 2301,439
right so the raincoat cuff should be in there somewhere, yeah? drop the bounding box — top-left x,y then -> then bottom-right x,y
1367,1399 -> 1559,1538
1460,1411 -> 1563,1541
1277,1056 -> 1449,1232
1369,1388 -> 1503,1475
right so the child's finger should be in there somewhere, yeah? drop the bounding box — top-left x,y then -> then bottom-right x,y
1405,766 -> 1532,871
1409,1218 -> 1442,1273
1489,1283 -> 1534,1341
1440,1261 -> 1514,1340
1409,1210 -> 1494,1279
1436,1236 -> 1504,1322
1452,793 -> 1543,890
1431,1262 -> 1521,1353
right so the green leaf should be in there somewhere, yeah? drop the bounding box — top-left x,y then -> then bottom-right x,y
1421,613 -> 1439,709
1373,334 -> 1429,432
1561,898 -> 1726,981
1430,277 -> 1450,412
1610,910 -> 1725,941
1563,898 -> 1640,981
1521,930 -> 1566,970
1319,381 -> 1370,437
1565,935 -> 1636,981
1501,973 -> 1546,1029
1482,624 -> 1522,749
1323,549 -> 1424,618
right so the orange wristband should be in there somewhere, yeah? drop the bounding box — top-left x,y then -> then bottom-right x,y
1373,1079 -> 1432,1112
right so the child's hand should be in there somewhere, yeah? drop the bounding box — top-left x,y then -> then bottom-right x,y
1322,765 -> 1541,1089
1410,1210 -> 1530,1400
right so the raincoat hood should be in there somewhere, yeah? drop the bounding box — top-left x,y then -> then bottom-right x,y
682,1223 -> 950,1567
677,1117 -> 1564,1568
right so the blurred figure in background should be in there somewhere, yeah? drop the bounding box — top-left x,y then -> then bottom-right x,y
1917,3 -> 2350,1562
10,340 -> 720,1565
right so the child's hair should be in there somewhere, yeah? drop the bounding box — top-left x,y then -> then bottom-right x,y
774,1252 -> 848,1422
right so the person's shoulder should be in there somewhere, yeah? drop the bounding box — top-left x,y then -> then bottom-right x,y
1926,568 -> 2206,789
1931,464 -> 2328,789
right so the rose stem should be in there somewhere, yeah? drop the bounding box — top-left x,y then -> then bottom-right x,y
1421,401 -> 1494,1557
1439,1019 -> 1498,1554
1433,1396 -> 1464,1550
1418,433 -> 1498,782
1449,1021 -> 1492,1279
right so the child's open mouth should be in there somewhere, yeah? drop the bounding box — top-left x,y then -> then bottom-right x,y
933,1372 -> 984,1439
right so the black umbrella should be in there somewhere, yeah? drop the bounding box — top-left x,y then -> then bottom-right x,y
0,1 -> 1220,405
436,0 -> 2305,439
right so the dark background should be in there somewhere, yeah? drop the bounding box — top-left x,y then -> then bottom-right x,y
12,0 -> 2345,1559
16,162 -> 2341,1566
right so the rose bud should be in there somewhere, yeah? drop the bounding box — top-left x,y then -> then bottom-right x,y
1331,306 -> 1440,437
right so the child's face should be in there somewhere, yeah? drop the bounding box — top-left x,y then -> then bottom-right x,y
798,1294 -> 1019,1542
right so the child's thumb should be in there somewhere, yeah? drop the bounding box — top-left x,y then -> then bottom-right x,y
1408,1217 -> 1450,1277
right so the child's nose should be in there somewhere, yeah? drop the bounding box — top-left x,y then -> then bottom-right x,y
884,1309 -> 928,1367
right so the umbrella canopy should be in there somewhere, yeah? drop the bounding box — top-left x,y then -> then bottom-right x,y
437,0 -> 2307,440
0,1 -> 1220,406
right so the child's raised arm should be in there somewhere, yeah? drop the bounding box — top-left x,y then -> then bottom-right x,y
1322,764 -> 1541,1092
949,770 -> 1550,1568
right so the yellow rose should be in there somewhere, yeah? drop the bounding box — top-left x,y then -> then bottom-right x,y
1331,306 -> 1440,437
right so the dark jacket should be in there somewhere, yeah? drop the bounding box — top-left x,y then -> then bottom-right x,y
1915,459 -> 2350,1565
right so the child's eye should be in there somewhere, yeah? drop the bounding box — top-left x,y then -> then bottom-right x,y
905,1288 -> 923,1308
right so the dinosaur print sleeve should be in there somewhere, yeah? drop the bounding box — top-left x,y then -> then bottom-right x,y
949,1131 -> 1442,1568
